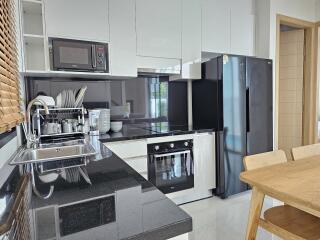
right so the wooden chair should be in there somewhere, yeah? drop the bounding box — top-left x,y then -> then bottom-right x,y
243,150 -> 287,171
244,150 -> 320,240
292,143 -> 320,161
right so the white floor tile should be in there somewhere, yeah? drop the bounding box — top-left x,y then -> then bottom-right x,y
180,191 -> 279,240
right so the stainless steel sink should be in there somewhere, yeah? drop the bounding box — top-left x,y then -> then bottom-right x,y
10,140 -> 96,165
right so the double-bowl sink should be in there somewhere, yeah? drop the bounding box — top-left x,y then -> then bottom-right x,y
9,139 -> 97,198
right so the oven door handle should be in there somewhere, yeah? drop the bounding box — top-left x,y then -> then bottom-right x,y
153,150 -> 191,158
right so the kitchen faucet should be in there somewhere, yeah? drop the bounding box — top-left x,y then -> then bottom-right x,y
23,99 -> 54,199
25,98 -> 49,148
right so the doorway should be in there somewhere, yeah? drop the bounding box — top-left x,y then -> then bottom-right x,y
276,15 -> 318,158
278,26 -> 304,159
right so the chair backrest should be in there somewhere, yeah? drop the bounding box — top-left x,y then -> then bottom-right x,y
292,143 -> 320,161
243,150 -> 287,171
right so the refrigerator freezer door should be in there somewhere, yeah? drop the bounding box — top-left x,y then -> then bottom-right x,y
192,58 -> 221,130
246,58 -> 273,155
221,55 -> 248,198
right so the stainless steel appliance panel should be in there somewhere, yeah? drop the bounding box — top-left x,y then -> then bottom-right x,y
221,55 -> 248,198
246,57 -> 273,155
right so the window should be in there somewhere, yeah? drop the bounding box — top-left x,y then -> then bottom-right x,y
149,78 -> 168,119
0,0 -> 23,133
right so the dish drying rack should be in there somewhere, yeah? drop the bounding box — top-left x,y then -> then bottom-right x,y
33,107 -> 86,140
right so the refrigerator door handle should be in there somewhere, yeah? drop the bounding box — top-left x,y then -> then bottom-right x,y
246,88 -> 250,132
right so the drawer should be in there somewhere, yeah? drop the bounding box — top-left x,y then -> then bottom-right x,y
124,156 -> 148,175
104,139 -> 147,159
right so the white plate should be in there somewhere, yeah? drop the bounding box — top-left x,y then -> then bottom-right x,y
74,88 -> 82,107
69,90 -> 75,108
56,93 -> 62,108
63,90 -> 67,108
66,90 -> 70,108
75,86 -> 87,107
61,91 -> 66,108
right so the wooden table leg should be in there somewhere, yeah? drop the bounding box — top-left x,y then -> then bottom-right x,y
245,187 -> 265,240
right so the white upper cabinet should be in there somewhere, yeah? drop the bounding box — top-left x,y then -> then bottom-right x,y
109,0 -> 137,77
44,0 -> 109,42
201,0 -> 231,54
230,0 -> 255,56
136,0 -> 182,59
230,10 -> 255,56
180,0 -> 201,79
201,0 -> 255,56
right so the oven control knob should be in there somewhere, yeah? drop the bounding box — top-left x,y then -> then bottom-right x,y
184,142 -> 189,147
170,143 -> 175,148
154,145 -> 160,151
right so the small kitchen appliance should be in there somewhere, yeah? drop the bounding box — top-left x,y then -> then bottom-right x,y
50,38 -> 109,73
88,109 -> 101,135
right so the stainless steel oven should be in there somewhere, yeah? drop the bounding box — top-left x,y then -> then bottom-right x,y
50,38 -> 109,73
147,140 -> 194,194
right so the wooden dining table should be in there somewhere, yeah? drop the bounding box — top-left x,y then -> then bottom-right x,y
240,156 -> 320,240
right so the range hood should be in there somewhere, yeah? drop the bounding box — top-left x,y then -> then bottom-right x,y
137,53 -> 218,79
137,56 -> 181,76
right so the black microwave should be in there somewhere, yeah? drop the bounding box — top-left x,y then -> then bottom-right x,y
50,38 -> 109,73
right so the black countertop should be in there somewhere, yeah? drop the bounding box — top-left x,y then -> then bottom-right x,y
31,135 -> 192,240
99,122 -> 215,143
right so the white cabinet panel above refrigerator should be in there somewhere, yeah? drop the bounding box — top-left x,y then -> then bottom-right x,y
201,0 -> 231,54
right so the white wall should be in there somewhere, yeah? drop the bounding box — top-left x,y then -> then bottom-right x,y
269,0 -> 318,61
316,0 -> 320,21
266,0 -> 318,149
0,136 -> 20,187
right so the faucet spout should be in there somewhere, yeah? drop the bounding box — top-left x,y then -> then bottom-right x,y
26,98 -> 49,148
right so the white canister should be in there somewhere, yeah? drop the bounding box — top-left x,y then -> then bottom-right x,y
62,120 -> 73,133
83,118 -> 90,133
98,108 -> 110,133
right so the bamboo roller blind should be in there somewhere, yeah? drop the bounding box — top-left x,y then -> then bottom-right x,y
0,0 -> 23,133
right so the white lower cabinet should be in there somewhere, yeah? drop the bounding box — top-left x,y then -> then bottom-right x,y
104,132 -> 216,192
168,233 -> 189,240
104,140 -> 148,179
123,156 -> 148,180
193,132 -> 216,190
104,139 -> 147,159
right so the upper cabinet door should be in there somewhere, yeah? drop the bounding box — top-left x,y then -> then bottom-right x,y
181,0 -> 201,79
136,0 -> 182,59
230,10 -> 255,56
201,0 -> 255,56
44,0 -> 109,42
109,0 -> 137,77
201,0 -> 231,54
230,0 -> 255,56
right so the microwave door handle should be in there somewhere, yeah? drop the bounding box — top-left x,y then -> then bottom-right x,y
92,45 -> 97,68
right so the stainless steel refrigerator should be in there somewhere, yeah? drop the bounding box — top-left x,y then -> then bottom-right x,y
192,55 -> 273,198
